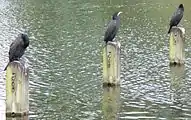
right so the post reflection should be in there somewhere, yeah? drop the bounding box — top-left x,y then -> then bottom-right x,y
102,86 -> 121,120
169,65 -> 185,103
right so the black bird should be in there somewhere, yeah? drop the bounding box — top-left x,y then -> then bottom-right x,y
104,11 -> 122,44
168,4 -> 184,34
4,33 -> 29,71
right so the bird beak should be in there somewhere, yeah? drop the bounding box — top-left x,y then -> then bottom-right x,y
117,12 -> 122,16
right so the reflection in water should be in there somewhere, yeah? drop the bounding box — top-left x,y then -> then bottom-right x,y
6,116 -> 28,120
168,65 -> 187,119
170,65 -> 185,103
102,86 -> 120,120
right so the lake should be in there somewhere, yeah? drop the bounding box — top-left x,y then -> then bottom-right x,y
0,0 -> 191,119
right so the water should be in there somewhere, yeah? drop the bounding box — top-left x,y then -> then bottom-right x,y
1,0 -> 191,119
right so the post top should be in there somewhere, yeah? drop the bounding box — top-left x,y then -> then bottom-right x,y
171,26 -> 185,35
8,60 -> 29,72
107,41 -> 121,49
178,27 -> 185,35
9,60 -> 24,66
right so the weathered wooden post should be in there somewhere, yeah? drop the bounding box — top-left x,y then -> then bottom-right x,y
169,27 -> 185,65
5,61 -> 29,117
102,86 -> 120,120
102,41 -> 121,86
6,116 -> 29,120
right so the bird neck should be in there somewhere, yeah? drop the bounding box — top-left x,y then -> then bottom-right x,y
179,5 -> 184,11
180,7 -> 184,11
23,40 -> 29,48
113,16 -> 119,20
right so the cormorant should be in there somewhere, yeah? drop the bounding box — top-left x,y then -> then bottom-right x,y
104,11 -> 122,44
168,4 -> 184,34
4,33 -> 29,71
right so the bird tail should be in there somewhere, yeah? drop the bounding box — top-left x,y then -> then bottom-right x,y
4,63 -> 9,71
168,26 -> 172,34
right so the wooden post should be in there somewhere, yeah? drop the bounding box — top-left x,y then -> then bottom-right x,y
5,61 -> 29,117
102,86 -> 120,120
102,41 -> 121,86
169,27 -> 185,65
6,116 -> 29,120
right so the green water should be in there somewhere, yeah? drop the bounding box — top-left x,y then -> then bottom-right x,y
1,0 -> 191,119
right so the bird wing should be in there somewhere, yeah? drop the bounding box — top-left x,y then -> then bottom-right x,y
104,20 -> 117,41
170,8 -> 183,26
9,36 -> 24,61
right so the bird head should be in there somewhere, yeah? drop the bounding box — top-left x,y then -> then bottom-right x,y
179,4 -> 184,9
112,11 -> 122,20
178,4 -> 184,11
21,33 -> 29,48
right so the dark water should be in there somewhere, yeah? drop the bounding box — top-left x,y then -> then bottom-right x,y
1,0 -> 191,119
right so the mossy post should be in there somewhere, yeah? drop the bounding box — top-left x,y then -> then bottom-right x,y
102,86 -> 120,120
5,61 -> 29,117
169,27 -> 185,65
102,41 -> 121,86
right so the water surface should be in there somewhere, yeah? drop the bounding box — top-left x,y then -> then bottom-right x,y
1,0 -> 191,119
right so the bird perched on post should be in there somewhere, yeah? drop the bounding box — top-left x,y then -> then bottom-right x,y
168,4 -> 184,34
104,11 -> 122,44
4,33 -> 29,71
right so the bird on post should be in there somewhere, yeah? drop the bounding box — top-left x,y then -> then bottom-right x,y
104,11 -> 122,44
4,33 -> 29,71
168,4 -> 184,34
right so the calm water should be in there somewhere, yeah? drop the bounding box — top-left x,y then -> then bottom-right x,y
1,0 -> 191,119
